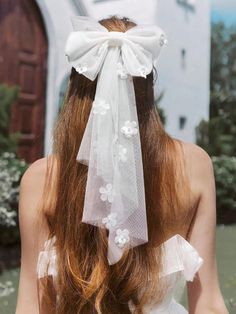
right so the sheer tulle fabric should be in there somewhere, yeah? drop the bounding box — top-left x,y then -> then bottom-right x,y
65,16 -> 167,264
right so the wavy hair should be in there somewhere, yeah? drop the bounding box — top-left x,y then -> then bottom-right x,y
37,16 -> 193,314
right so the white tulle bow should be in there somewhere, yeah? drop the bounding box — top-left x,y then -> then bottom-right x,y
65,16 -> 167,265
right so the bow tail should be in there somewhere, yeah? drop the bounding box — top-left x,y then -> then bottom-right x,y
107,57 -> 148,264
77,47 -> 148,265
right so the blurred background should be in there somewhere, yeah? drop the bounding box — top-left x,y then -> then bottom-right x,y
0,0 -> 235,313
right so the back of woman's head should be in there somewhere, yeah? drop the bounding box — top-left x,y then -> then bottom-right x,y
39,16 -> 192,314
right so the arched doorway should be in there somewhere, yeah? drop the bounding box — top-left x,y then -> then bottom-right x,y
0,0 -> 48,163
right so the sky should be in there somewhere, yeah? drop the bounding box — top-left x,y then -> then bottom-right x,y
211,0 -> 236,26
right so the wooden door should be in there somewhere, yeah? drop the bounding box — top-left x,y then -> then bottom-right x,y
0,0 -> 48,163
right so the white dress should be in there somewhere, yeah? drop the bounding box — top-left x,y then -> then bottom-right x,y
37,234 -> 203,313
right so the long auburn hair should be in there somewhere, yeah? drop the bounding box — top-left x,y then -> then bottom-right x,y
37,16 -> 193,314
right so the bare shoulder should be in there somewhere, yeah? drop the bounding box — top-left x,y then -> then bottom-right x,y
16,156 -> 57,312
19,158 -> 48,216
20,154 -> 57,189
176,140 -> 215,194
20,157 -> 48,189
18,156 -> 57,244
180,141 -> 213,169
19,155 -> 57,214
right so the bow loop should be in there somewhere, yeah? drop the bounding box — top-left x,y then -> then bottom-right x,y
121,43 -> 153,78
65,32 -> 109,81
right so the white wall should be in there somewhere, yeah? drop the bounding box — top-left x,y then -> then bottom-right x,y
156,0 -> 211,142
78,0 -> 158,24
36,0 -> 83,154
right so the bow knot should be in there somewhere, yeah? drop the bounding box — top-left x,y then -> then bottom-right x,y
108,31 -> 124,47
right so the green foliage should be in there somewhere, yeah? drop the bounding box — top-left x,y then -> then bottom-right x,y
0,153 -> 28,245
212,156 -> 236,224
155,91 -> 167,125
0,84 -> 20,154
195,119 -> 209,151
210,23 -> 236,102
196,22 -> 236,224
196,103 -> 236,156
197,23 -> 236,156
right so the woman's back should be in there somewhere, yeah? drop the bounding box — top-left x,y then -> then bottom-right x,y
15,15 -> 228,314
16,140 -> 227,313
31,139 -> 203,247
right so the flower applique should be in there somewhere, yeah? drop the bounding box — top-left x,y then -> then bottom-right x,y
118,144 -> 128,162
117,62 -> 128,79
121,121 -> 138,138
93,99 -> 110,115
99,183 -> 114,203
138,66 -> 148,78
76,63 -> 88,74
115,229 -> 130,248
159,34 -> 168,47
102,212 -> 117,229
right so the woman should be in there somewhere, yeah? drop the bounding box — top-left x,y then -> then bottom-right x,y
16,16 -> 228,314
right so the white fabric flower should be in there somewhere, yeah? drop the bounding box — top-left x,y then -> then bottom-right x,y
115,229 -> 130,248
102,212 -> 117,229
76,64 -> 88,74
93,99 -> 110,115
117,62 -> 128,79
121,121 -> 138,138
118,144 -> 128,162
138,66 -> 148,78
99,183 -> 114,203
159,34 -> 168,46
